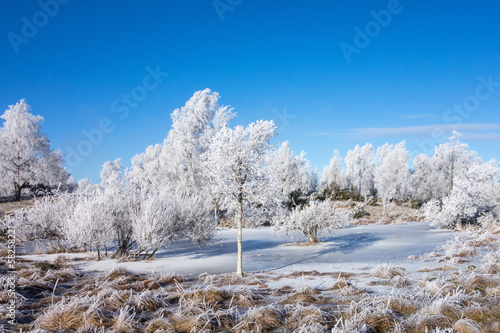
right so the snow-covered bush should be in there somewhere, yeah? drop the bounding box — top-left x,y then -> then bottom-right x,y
350,201 -> 367,219
61,190 -> 113,259
478,211 -> 498,229
3,194 -> 75,248
130,192 -> 215,260
273,200 -> 351,243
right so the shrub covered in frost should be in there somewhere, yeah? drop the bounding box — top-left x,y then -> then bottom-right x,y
273,200 -> 351,243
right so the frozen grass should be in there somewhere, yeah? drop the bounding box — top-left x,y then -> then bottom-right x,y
8,222 -> 500,332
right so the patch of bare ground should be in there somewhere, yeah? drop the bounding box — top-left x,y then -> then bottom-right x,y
351,200 -> 424,225
0,197 -> 35,219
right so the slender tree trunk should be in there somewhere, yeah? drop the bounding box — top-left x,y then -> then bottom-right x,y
14,158 -> 22,201
449,150 -> 455,195
213,200 -> 219,223
310,228 -> 319,243
383,197 -> 388,218
14,183 -> 21,201
236,187 -> 243,277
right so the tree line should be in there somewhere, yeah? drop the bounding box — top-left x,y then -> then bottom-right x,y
1,90 -> 499,275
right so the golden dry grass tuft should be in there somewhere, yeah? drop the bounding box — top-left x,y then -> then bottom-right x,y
234,305 -> 283,332
380,295 -> 420,316
144,317 -> 175,333
463,274 -> 498,293
181,287 -> 229,309
453,318 -> 485,333
112,306 -> 137,333
285,304 -> 332,331
407,313 -> 453,333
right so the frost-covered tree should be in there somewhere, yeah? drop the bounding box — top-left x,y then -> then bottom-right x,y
373,141 -> 410,217
321,150 -> 347,191
410,132 -> 478,202
0,99 -> 71,200
345,143 -> 375,199
267,141 -> 313,199
409,154 -> 435,202
203,120 -> 277,276
273,200 -> 350,243
130,89 -> 234,195
424,160 -> 500,229
99,159 -> 147,259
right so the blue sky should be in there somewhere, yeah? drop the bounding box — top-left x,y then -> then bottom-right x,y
1,0 -> 499,182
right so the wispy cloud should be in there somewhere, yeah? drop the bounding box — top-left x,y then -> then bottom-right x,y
312,123 -> 500,141
399,113 -> 439,120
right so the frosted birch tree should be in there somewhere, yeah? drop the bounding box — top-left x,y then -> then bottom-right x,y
321,150 -> 347,191
203,120 -> 277,276
345,143 -> 375,199
267,141 -> 313,201
373,141 -> 410,217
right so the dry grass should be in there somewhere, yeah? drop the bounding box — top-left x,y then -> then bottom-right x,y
148,272 -> 187,285
380,295 -> 420,315
106,266 -> 144,282
35,297 -> 108,331
145,317 -> 175,333
453,319 -> 485,333
284,304 -> 332,330
407,313 -> 453,333
463,274 -> 498,294
228,288 -> 265,307
112,306 -> 137,333
180,286 -> 229,309
371,264 -> 406,279
129,289 -> 165,312
234,305 -> 283,332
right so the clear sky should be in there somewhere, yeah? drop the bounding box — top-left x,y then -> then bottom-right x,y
1,0 -> 499,182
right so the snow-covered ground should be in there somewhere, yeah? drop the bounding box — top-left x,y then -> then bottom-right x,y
21,222 -> 454,276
